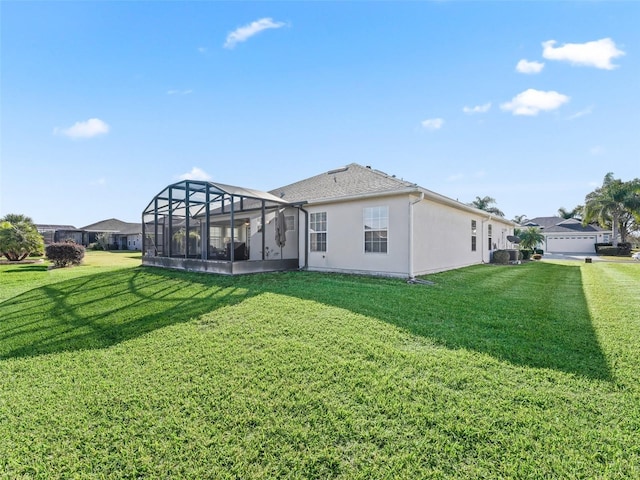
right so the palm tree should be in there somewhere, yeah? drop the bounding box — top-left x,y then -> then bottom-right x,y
557,206 -> 583,220
583,173 -> 640,246
0,213 -> 44,261
512,214 -> 528,225
468,196 -> 505,217
519,227 -> 545,253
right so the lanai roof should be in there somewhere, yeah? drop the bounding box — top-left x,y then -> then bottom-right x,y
143,180 -> 290,219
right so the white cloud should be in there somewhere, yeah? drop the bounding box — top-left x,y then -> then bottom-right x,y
567,106 -> 594,120
516,59 -> 544,74
463,103 -> 491,114
55,118 -> 110,139
589,146 -> 605,156
447,173 -> 464,182
198,47 -> 207,54
224,18 -> 286,49
177,167 -> 212,181
500,89 -> 570,116
421,118 -> 444,130
167,89 -> 193,95
542,38 -> 625,70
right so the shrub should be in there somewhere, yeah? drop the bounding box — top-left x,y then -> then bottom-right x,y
45,242 -> 85,267
492,250 -> 510,264
88,242 -> 103,251
520,250 -> 532,260
534,248 -> 544,255
597,245 -> 632,256
595,243 -> 631,255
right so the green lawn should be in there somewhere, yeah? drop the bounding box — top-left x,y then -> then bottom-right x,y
1,253 -> 639,478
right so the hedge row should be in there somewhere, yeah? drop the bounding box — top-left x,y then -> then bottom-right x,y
595,243 -> 631,256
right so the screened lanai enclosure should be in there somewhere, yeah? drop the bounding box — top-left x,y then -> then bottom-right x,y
142,180 -> 303,275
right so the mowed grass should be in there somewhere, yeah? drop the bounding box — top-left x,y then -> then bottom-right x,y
1,253 -> 639,478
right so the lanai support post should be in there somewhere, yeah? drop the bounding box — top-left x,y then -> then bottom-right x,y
230,195 -> 235,263
168,187 -> 173,257
261,201 -> 266,260
185,181 -> 190,259
204,185 -> 210,260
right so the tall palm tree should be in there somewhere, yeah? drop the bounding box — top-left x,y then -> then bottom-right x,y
557,206 -> 583,220
583,173 -> 640,246
468,196 -> 505,217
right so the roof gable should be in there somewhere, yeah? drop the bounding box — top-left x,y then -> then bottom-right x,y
270,163 -> 418,204
81,218 -> 141,233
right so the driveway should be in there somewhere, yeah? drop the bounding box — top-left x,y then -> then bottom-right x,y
542,252 -> 600,262
542,252 -> 636,263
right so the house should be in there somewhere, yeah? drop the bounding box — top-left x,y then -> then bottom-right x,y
81,218 -> 143,250
522,217 -> 611,254
35,224 -> 84,245
142,163 -> 516,277
35,219 -> 142,250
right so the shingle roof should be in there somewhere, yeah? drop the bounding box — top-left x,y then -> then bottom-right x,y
270,163 -> 419,203
35,224 -> 78,231
524,216 -> 605,233
269,163 -> 515,225
80,218 -> 142,234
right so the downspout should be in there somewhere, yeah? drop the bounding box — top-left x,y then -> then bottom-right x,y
298,204 -> 309,270
408,193 -> 424,280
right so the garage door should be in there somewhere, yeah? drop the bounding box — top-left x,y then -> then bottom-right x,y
546,236 -> 597,253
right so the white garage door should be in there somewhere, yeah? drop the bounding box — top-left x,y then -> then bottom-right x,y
546,236 -> 597,253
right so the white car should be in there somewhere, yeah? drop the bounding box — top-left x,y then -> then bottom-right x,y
632,252 -> 640,261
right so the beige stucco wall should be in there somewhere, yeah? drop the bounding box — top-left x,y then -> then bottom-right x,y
298,193 -> 515,277
412,199 -> 512,275
299,195 -> 410,277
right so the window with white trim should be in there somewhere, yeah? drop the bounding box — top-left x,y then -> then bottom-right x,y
471,220 -> 477,251
310,212 -> 327,252
364,206 -> 388,253
285,215 -> 295,232
488,224 -> 492,251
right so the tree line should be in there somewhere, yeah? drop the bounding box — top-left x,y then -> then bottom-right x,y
469,172 -> 640,247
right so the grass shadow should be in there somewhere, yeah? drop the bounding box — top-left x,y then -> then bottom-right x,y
0,263 -> 612,380
267,263 -> 612,381
3,265 -> 49,273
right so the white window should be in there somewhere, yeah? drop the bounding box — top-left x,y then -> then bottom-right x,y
471,220 -> 477,252
487,224 -> 492,251
310,212 -> 327,252
285,215 -> 295,232
364,206 -> 388,253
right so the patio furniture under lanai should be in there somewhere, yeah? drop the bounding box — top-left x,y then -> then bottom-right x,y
142,180 -> 303,275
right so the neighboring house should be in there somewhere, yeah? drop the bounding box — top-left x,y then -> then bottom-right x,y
522,217 -> 611,254
35,224 -> 84,245
81,218 -> 143,250
142,163 -> 516,277
36,219 -> 143,250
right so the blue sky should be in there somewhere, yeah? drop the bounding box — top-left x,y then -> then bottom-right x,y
1,1 -> 638,227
